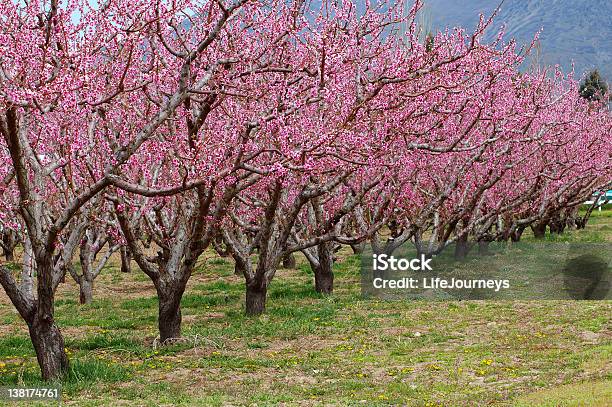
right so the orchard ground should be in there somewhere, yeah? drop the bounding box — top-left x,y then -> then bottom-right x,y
0,211 -> 610,406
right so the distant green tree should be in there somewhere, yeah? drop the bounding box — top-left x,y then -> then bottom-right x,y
579,70 -> 609,102
425,32 -> 434,53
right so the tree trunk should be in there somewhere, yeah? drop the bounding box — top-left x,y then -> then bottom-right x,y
20,268 -> 34,300
549,214 -> 566,235
282,253 -> 297,269
309,243 -> 334,294
555,223 -> 566,234
313,264 -> 334,294
454,235 -> 470,260
245,281 -> 267,316
413,235 -> 440,260
349,242 -> 365,255
120,247 -> 132,273
510,226 -> 525,242
531,222 -> 547,239
2,230 -> 18,261
234,262 -> 245,276
577,199 -> 602,230
478,240 -> 490,255
157,288 -> 183,343
28,316 -> 69,381
79,278 -> 93,305
565,208 -> 578,230
1,262 -> 68,382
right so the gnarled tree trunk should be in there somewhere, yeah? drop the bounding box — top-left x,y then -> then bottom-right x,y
531,222 -> 547,239
245,279 -> 267,316
313,263 -> 333,294
306,243 -> 334,294
454,234 -> 470,260
548,213 -> 566,234
31,258 -> 70,381
282,253 -> 297,269
158,292 -> 182,342
28,315 -> 69,381
510,225 -> 526,242
1,255 -> 71,381
155,276 -> 188,343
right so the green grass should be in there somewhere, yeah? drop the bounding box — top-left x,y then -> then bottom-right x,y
0,336 -> 35,358
0,212 -> 610,405
67,334 -> 148,355
515,379 -> 612,406
0,357 -> 131,394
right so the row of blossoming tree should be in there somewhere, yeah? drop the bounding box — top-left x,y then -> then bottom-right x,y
0,0 -> 610,381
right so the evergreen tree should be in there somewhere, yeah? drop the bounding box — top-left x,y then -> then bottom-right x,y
579,70 -> 609,102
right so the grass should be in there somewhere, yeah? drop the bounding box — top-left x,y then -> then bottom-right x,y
514,379 -> 612,406
0,356 -> 131,394
0,213 -> 610,405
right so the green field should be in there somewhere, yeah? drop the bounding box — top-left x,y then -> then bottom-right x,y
0,213 -> 610,406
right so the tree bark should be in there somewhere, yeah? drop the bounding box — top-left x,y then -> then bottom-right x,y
30,254 -> 70,381
349,242 -> 365,255
78,277 -> 93,305
510,226 -> 526,242
312,243 -> 334,294
531,222 -> 547,239
313,264 -> 334,294
454,235 -> 470,260
576,199 -> 602,229
4,249 -> 14,262
282,253 -> 297,269
245,281 -> 267,316
28,316 -> 69,381
565,207 -> 578,230
548,214 -> 566,234
576,218 -> 587,229
1,248 -> 69,381
1,230 -> 18,261
477,240 -> 490,255
157,287 -> 183,343
120,246 -> 132,273
234,262 -> 245,276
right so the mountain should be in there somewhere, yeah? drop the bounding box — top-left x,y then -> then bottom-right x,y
421,0 -> 611,80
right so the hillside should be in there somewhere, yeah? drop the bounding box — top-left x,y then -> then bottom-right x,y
422,0 -> 611,80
